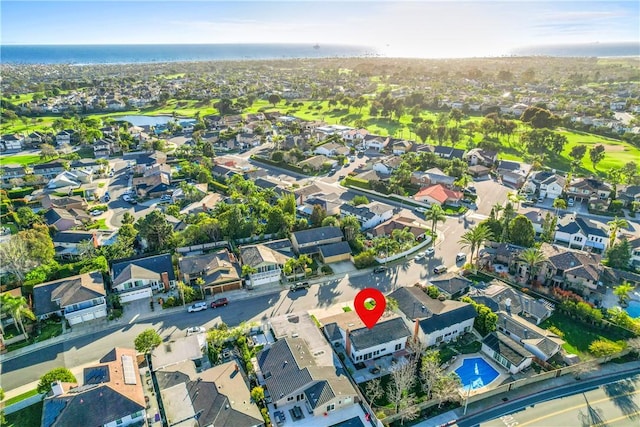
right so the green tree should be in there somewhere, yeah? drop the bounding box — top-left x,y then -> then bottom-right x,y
242,264 -> 258,277
351,195 -> 369,206
136,210 -> 174,252
569,144 -> 587,166
121,211 -> 135,225
614,282 -> 634,305
589,144 -> 606,169
607,217 -> 629,248
426,205 -> 446,237
0,294 -> 36,339
310,204 -> 327,227
606,238 -> 632,269
518,247 -> 547,283
461,297 -> 498,336
39,143 -> 58,160
268,94 -> 281,107
134,328 -> 162,354
520,106 -> 556,129
508,215 -> 535,247
15,206 -> 42,229
341,214 -> 360,242
458,224 -> 494,268
37,368 -> 77,394
251,386 -> 265,404
553,198 -> 567,214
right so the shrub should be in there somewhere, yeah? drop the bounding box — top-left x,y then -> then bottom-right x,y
425,285 -> 440,299
588,339 -> 626,357
6,187 -> 35,199
547,326 -> 565,338
344,176 -> 371,190
321,265 -> 333,275
353,251 -> 377,269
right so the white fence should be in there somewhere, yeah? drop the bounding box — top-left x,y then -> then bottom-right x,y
374,236 -> 432,264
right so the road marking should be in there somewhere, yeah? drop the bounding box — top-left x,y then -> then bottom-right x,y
517,390 -> 640,427
590,410 -> 640,426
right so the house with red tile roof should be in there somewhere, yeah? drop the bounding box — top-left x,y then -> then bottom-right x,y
413,184 -> 463,206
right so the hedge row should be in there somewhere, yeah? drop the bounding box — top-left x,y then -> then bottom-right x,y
251,155 -> 306,174
6,187 -> 35,199
343,176 -> 370,190
209,180 -> 229,194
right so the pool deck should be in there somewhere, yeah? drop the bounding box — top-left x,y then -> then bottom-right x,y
447,353 -> 510,397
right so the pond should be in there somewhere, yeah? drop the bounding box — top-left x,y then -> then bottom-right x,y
114,115 -> 174,127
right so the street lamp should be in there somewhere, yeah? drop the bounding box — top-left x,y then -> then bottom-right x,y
463,372 -> 484,415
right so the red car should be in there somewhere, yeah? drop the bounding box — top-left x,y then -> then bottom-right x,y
210,298 -> 229,308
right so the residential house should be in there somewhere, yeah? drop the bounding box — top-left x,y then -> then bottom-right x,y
538,243 -> 604,295
44,208 -> 81,231
566,178 -> 611,202
179,192 -> 222,216
468,164 -> 491,178
240,244 -> 291,288
33,271 -> 107,325
339,201 -> 394,229
293,183 -> 325,206
1,164 -> 26,186
55,130 -> 73,146
123,150 -> 167,171
427,273 -> 473,299
41,347 -> 146,427
520,209 -> 547,235
237,132 -> 260,147
111,253 -> 177,301
469,280 -> 554,325
497,161 -> 532,188
41,195 -> 88,211
554,216 -> 609,252
47,170 -> 92,189
413,184 -> 463,207
178,249 -> 242,294
156,360 -> 263,427
322,311 -> 411,365
257,313 -> 358,417
433,146 -> 465,160
94,138 -> 115,158
495,311 -> 564,361
70,158 -> 103,174
525,171 -> 565,200
388,286 -> 476,347
411,168 -> 456,188
481,332 -> 534,374
361,135 -> 389,151
291,226 -> 344,255
629,237 -> 640,269
318,241 -> 353,264
1,134 -> 24,152
298,192 -> 343,217
314,142 -> 350,157
52,231 -> 100,259
33,161 -> 66,180
370,216 -> 430,240
372,156 -> 403,175
342,128 -> 369,144
152,334 -> 208,372
465,148 -> 498,167
132,169 -> 171,198
390,139 -> 413,155
25,131 -> 46,148
298,155 -> 334,172
618,185 -> 640,207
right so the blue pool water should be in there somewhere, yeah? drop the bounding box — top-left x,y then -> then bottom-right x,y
455,357 -> 500,391
625,300 -> 640,318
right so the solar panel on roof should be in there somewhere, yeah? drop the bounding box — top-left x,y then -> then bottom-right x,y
121,355 -> 137,385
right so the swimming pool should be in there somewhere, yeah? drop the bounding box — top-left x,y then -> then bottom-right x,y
625,300 -> 640,318
454,357 -> 500,391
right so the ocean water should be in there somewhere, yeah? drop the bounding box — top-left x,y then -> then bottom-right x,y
0,43 -> 379,65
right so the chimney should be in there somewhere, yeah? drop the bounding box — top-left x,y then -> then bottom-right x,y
345,329 -> 352,357
51,380 -> 65,397
92,232 -> 99,248
413,320 -> 420,341
161,272 -> 170,291
523,329 -> 529,339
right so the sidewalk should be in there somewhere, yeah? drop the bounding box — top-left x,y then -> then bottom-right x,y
415,360 -> 640,427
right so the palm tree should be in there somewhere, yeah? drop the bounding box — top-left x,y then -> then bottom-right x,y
553,198 -> 567,215
518,247 -> 547,284
458,224 -> 494,268
614,282 -> 634,305
607,217 -> 629,248
1,294 -> 36,339
195,277 -> 206,299
426,205 -> 446,238
491,202 -> 504,219
508,191 -> 526,210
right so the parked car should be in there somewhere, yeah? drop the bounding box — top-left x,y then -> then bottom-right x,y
425,247 -> 435,256
186,326 -> 206,336
290,282 -> 310,292
108,169 -> 114,177
90,210 -> 103,216
127,199 -> 138,205
433,265 -> 448,274
210,298 -> 229,308
273,410 -> 286,426
567,197 -> 575,207
187,302 -> 207,313
369,366 -> 381,374
456,252 -> 466,262
414,207 -> 428,214
160,194 -> 172,201
373,266 -> 387,274
122,194 -> 132,202
414,252 -> 426,261
465,186 -> 477,194
537,196 -> 545,203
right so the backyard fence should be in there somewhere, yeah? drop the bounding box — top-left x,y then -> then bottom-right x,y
374,236 -> 433,264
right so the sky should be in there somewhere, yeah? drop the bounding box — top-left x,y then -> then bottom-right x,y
1,1 -> 639,58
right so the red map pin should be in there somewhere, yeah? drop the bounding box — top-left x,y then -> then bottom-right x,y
354,288 -> 386,329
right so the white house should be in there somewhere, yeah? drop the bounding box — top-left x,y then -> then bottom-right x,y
322,312 -> 411,365
361,135 -> 389,151
373,156 -> 402,175
33,271 -> 107,326
314,142 -> 350,157
555,216 -> 609,252
339,201 -> 394,230
482,332 -> 534,374
496,312 -> 564,361
1,134 -> 24,152
629,237 -> 640,269
389,287 -> 476,347
240,243 -> 291,288
110,253 -> 177,302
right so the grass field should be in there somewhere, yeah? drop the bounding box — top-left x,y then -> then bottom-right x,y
3,401 -> 43,427
2,389 -> 39,406
540,313 -> 632,356
0,153 -> 43,167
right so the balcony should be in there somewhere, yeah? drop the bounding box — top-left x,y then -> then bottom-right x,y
64,301 -> 106,315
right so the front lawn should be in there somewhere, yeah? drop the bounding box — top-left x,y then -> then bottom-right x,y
5,321 -> 63,352
0,154 -> 43,167
3,401 -> 43,427
3,388 -> 39,406
540,312 -> 632,355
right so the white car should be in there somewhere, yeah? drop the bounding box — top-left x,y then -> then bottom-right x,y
414,252 -> 426,261
425,247 -> 435,256
186,326 -> 206,336
414,207 -> 428,214
90,210 -> 103,216
122,194 -> 132,202
456,252 -> 467,262
187,302 -> 207,313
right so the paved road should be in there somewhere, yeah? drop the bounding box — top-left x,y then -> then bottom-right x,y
458,372 -> 640,427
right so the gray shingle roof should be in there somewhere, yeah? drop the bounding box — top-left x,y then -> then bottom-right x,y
292,226 -> 343,246
348,318 -> 411,351
304,381 -> 335,409
483,332 -> 533,367
319,241 -> 352,258
33,272 -> 105,316
52,231 -> 95,244
111,253 -> 176,282
257,338 -> 314,400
